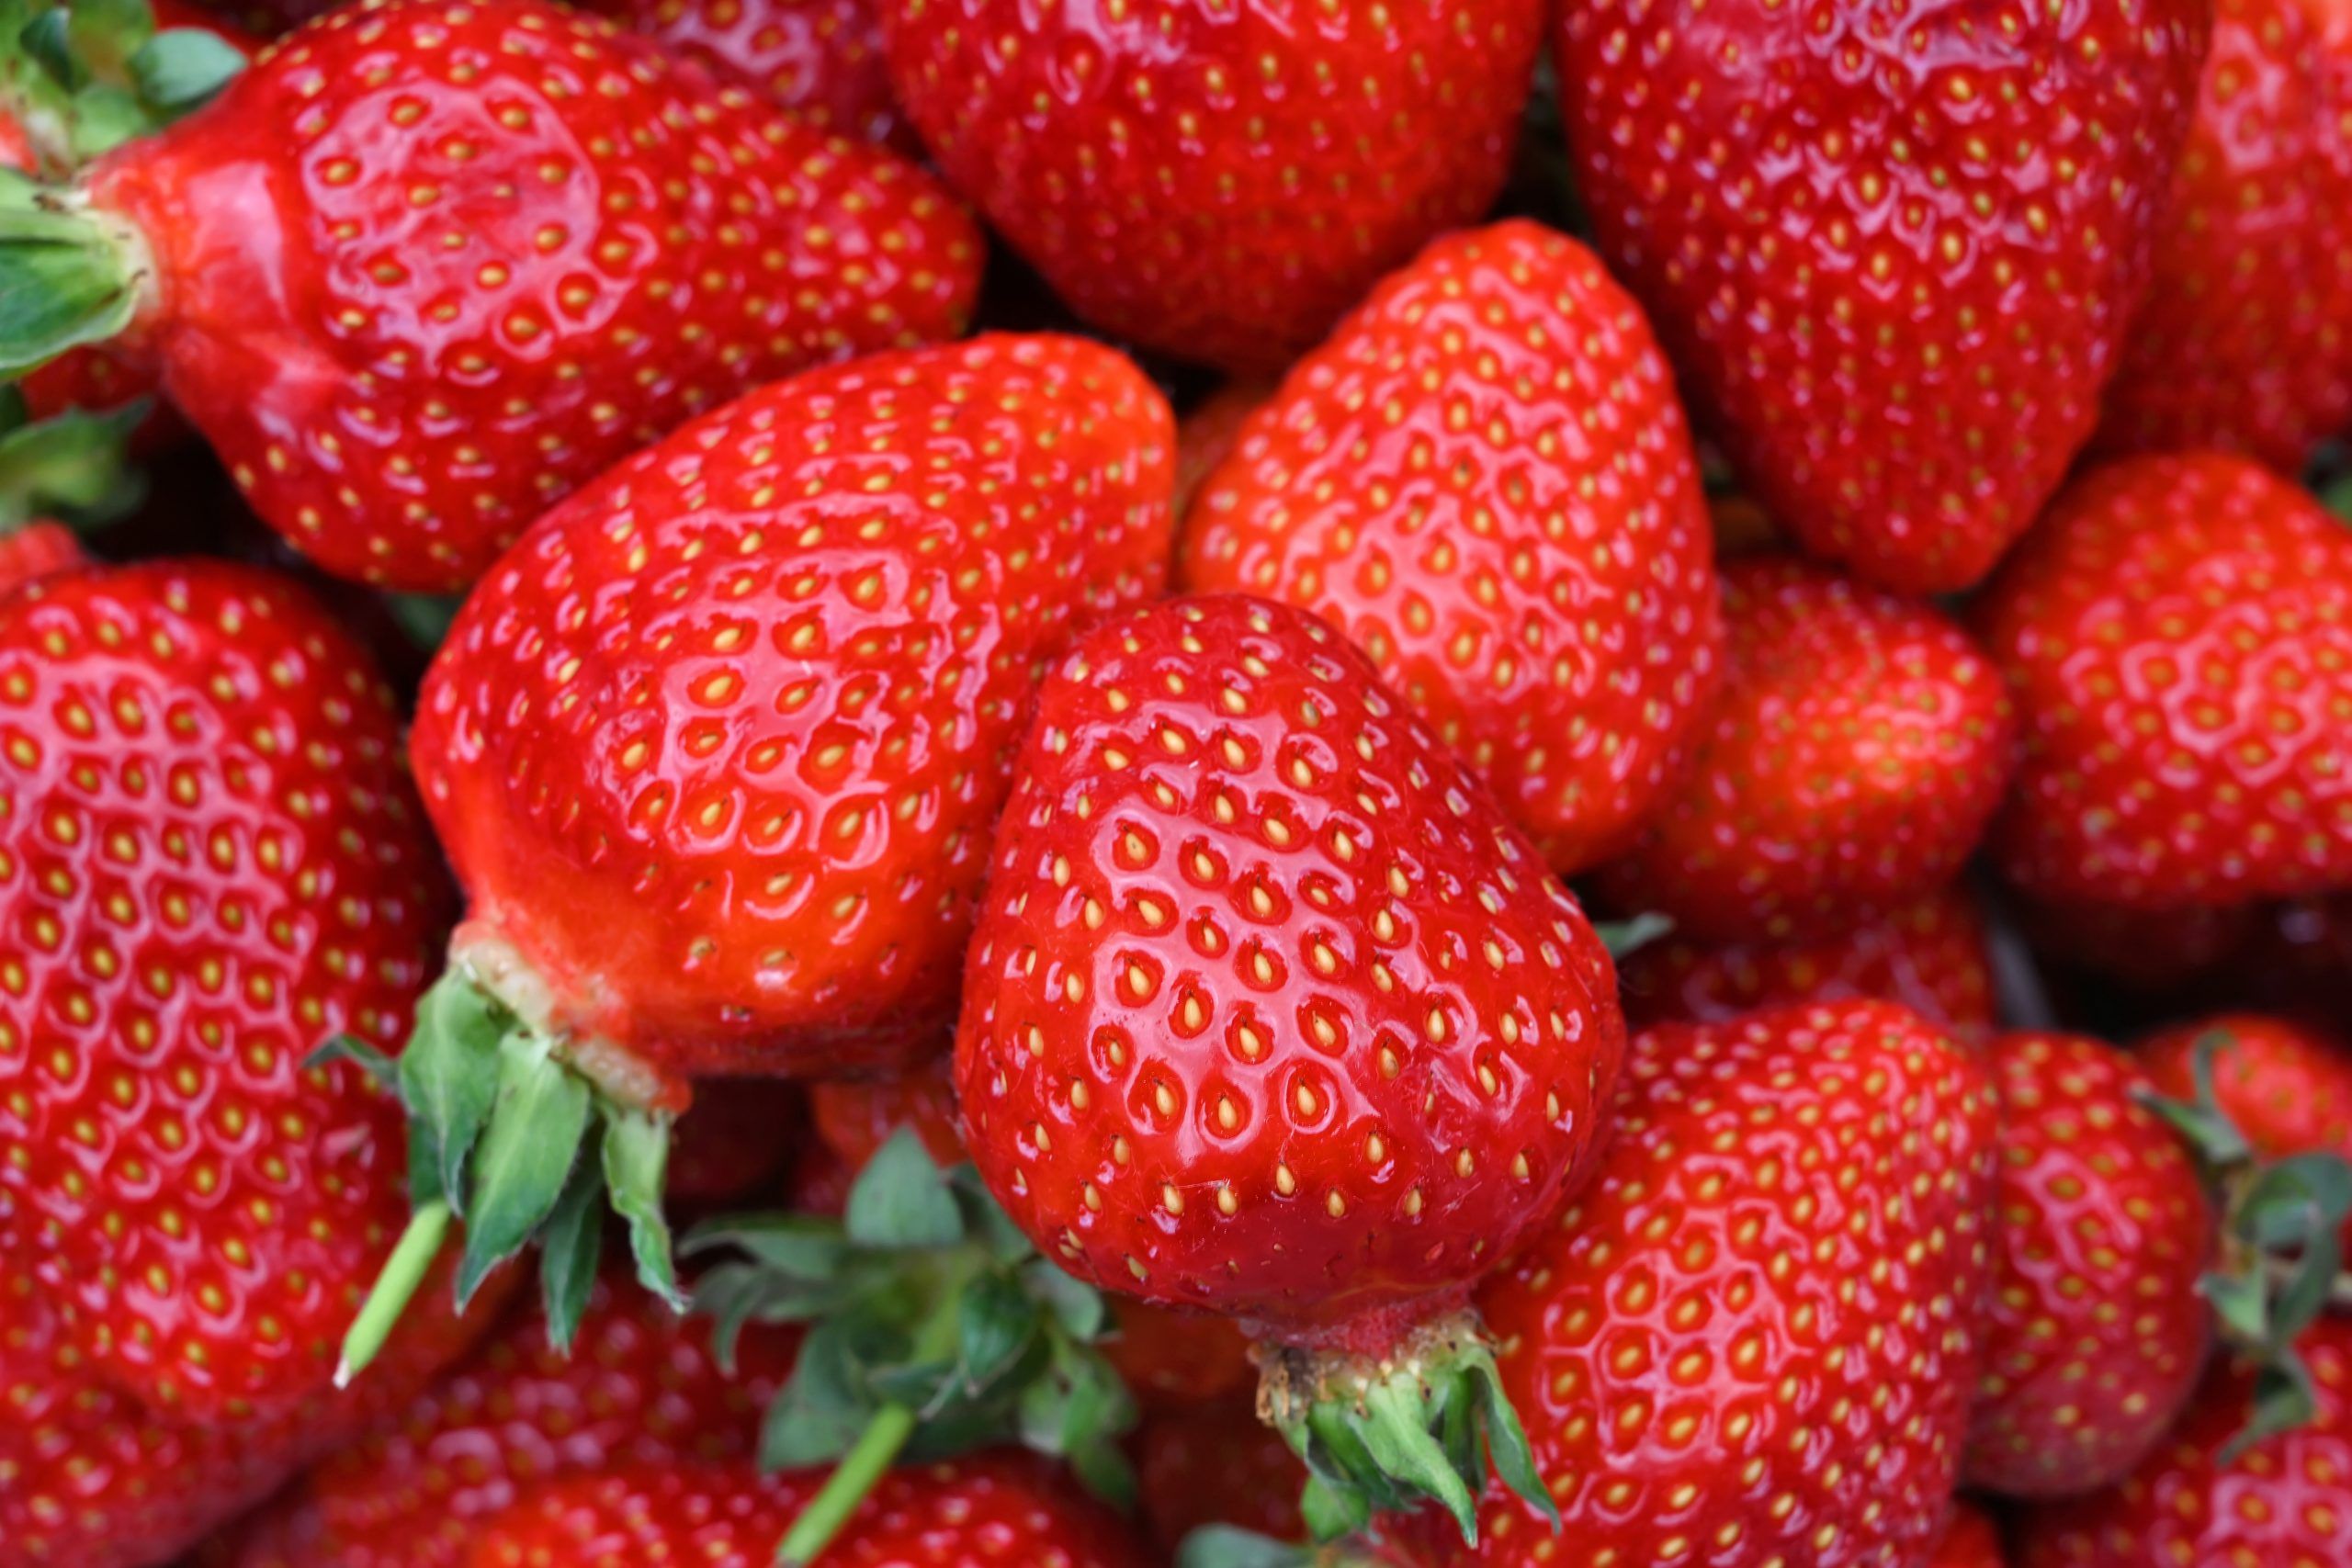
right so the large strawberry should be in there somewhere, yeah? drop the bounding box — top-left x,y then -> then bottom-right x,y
335,334 -> 1172,1384
879,0 -> 1544,375
1179,220 -> 1722,874
1555,0 -> 2209,594
956,593 -> 1626,1540
1966,1033 -> 2215,1499
1976,453 -> 2352,911
0,0 -> 982,592
582,0 -> 907,147
1594,555 -> 2015,943
1405,1000 -> 1996,1565
0,557 -> 485,1566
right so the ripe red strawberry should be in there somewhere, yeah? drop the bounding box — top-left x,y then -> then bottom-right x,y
1975,453 -> 2352,911
340,334 -> 1172,1378
0,0 -> 982,592
665,1079 -> 808,1203
2098,0 -> 2352,472
1933,1504 -> 2008,1568
582,0 -> 907,147
808,1054 -> 962,1172
1616,883 -> 1999,1036
1171,378 -> 1270,519
957,593 -> 1626,1536
1402,1000 -> 1997,1566
463,1455 -> 1151,1568
0,558 -> 488,1566
2139,1014 -> 2352,1228
1554,0 -> 2209,594
1133,1396 -> 1308,1555
1594,555 -> 2015,944
2017,1317 -> 2352,1567
1102,1302 -> 1254,1416
879,0 -> 1544,374
1180,220 -> 1723,874
202,1268 -> 799,1568
1967,1032 -> 2215,1499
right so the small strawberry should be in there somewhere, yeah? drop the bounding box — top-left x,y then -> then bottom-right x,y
1171,378 -> 1271,519
879,0 -> 1545,374
1180,220 -> 1723,874
581,0 -> 906,147
1933,1504 -> 2009,1568
1554,0 -> 2209,594
1134,1395 -> 1308,1556
2140,1014 -> 2352,1250
1975,453 -> 2352,911
2098,0 -> 2352,472
957,593 -> 1626,1540
1966,1033 -> 2215,1499
1616,883 -> 1999,1036
1102,1301 -> 1255,1416
666,1079 -> 808,1204
0,0 -> 982,592
336,335 -> 1171,1386
1594,555 -> 2015,944
808,1054 -> 961,1173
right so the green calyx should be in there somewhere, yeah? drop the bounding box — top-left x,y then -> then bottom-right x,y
315,967 -> 684,1385
0,167 -> 145,377
1259,1311 -> 1556,1547
687,1129 -> 1137,1566
2139,1029 -> 2352,1459
1,0 -> 244,175
1173,1528 -> 1396,1568
0,381 -> 143,531
1593,912 -> 1672,960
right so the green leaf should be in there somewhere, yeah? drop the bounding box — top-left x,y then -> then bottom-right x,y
1028,1258 -> 1106,1341
1469,1353 -> 1559,1529
603,1107 -> 683,1310
1297,1474 -> 1368,1543
1174,1528 -> 1314,1568
2224,1358 -> 2319,1464
685,1212 -> 849,1280
397,972 -> 505,1215
62,81 -> 142,163
1592,912 -> 1672,959
64,0 -> 156,78
126,27 -> 243,113
453,1031 -> 591,1306
20,11 -> 78,90
2200,1270 -> 2269,1345
956,1268 -> 1040,1392
0,395 -> 143,529
0,169 -> 144,375
952,1166 -> 1038,1262
304,1033 -> 398,1094
763,1319 -> 878,1471
537,1149 -> 605,1354
844,1126 -> 964,1250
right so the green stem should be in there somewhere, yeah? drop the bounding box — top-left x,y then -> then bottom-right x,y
775,1301 -> 963,1565
336,1197 -> 451,1386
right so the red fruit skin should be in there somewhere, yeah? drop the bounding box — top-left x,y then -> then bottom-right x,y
808,1052 -> 963,1171
1967,1033 -> 2215,1500
665,1078 -> 807,1202
1181,220 -> 1723,875
1616,883 -> 1998,1037
1133,1396 -> 1307,1554
414,335 -> 1173,1101
85,0 -> 981,592
0,521 -> 92,594
1171,379 -> 1271,520
2017,1318 -> 2352,1568
1555,0 -> 2209,595
1594,556 -> 2016,944
1933,1503 -> 2009,1568
2098,0 -> 2352,473
206,1269 -> 799,1568
1976,453 -> 2352,911
461,1455 -> 1150,1568
879,0 -> 1544,375
1101,1301 -> 1255,1415
1408,1001 -> 1997,1567
582,0 -> 907,147
957,594 -> 1626,1348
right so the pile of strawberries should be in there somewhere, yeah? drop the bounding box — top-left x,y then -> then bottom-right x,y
1,0 -> 2348,1564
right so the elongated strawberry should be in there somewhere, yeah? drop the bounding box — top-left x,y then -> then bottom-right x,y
0,558 -> 487,1566
1616,883 -> 1999,1035
956,593 -> 1625,1540
336,335 -> 1172,1386
1595,555 -> 2015,943
1555,0 -> 2208,593
1171,379 -> 1271,520
880,0 -> 1544,374
1976,453 -> 2352,911
0,0 -> 981,592
1967,1033 -> 2215,1499
582,0 -> 906,147
1180,220 -> 1722,874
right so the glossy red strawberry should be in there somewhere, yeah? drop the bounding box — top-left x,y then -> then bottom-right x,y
1133,1396 -> 1307,1555
0,0 -> 981,592
341,334 -> 1172,1379
1933,1504 -> 2009,1568
1976,454 -> 2352,911
958,593 -> 1626,1535
1616,883 -> 1999,1036
1171,378 -> 1270,519
880,0 -> 1544,374
1555,0 -> 2209,593
1101,1301 -> 1254,1416
2098,0 -> 2352,472
808,1054 -> 962,1172
1180,220 -> 1723,874
582,0 -> 906,146
2018,1317 -> 2352,1567
1968,1033 -> 2215,1500
1595,555 -> 2015,943
0,558 -> 484,1566
1406,1000 -> 1997,1567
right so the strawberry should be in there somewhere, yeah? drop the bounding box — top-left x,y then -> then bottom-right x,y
2139,1014 -> 2352,1240
1171,378 -> 1271,520
337,334 -> 1172,1384
0,0 -> 982,592
1403,1000 -> 1997,1566
0,557 -> 487,1565
1102,1301 -> 1254,1416
1553,0 -> 2209,594
2016,1317 -> 2352,1567
1933,1504 -> 2008,1568
1615,883 -> 1999,1036
1975,453 -> 2352,911
666,1078 -> 808,1203
1134,1395 -> 1308,1556
581,0 -> 907,148
463,1454 -> 1151,1568
1179,220 -> 1723,874
1593,555 -> 2015,944
808,1054 -> 961,1173
1966,1032 -> 2215,1499
878,0 -> 1544,374
2098,0 -> 2352,472
2010,894 -> 2261,998
956,593 -> 1626,1540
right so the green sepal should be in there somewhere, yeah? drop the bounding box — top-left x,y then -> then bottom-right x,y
605,1107 -> 684,1310
538,1149 -> 606,1354
126,27 -> 242,114
0,377 -> 144,534
453,1029 -> 591,1306
2,0 -> 245,174
305,1032 -> 399,1094
1174,1529 -> 1317,1568
844,1126 -> 963,1249
398,969 -> 504,1213
1592,912 -> 1672,960
0,168 -> 143,376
